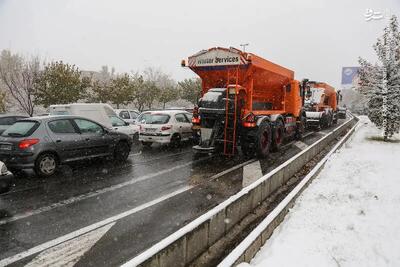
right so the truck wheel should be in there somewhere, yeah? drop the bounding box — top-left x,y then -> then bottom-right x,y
320,114 -> 328,129
333,113 -> 338,124
255,121 -> 272,158
295,115 -> 306,140
327,112 -> 333,127
271,120 -> 284,152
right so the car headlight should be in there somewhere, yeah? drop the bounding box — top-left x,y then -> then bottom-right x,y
0,163 -> 8,175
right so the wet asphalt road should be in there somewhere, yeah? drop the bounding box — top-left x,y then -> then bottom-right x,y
0,120 -> 346,267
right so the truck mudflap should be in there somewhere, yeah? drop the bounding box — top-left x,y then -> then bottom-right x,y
193,127 -> 216,153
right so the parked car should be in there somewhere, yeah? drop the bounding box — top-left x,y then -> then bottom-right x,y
115,109 -> 140,124
0,115 -> 132,177
137,110 -> 193,147
0,114 -> 28,135
0,161 -> 13,194
49,103 -> 139,140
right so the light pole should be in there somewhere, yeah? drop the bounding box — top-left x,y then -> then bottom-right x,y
240,43 -> 249,52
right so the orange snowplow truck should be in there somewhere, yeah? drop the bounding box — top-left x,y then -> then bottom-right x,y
182,47 -> 307,158
303,81 -> 339,129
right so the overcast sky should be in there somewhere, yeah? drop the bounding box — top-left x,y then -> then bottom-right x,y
0,0 -> 399,88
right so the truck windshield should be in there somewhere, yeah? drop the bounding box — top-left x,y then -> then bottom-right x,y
305,88 -> 324,105
199,89 -> 225,109
202,91 -> 223,102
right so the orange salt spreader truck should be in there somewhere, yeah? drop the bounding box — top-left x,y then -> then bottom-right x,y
181,47 -> 308,158
303,81 -> 340,129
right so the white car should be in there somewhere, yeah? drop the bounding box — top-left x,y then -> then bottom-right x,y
0,161 -> 13,194
115,109 -> 140,125
137,110 -> 193,147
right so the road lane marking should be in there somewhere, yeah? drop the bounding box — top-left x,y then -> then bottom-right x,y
25,223 -> 115,267
0,161 -> 196,226
242,161 -> 262,187
0,186 -> 192,267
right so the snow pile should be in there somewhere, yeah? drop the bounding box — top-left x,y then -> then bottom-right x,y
248,116 -> 400,267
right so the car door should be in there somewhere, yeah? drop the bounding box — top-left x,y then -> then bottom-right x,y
174,113 -> 191,140
181,113 -> 193,140
73,118 -> 111,157
182,113 -> 194,140
118,110 -> 133,124
47,119 -> 84,162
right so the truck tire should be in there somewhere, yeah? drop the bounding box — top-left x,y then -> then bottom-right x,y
255,121 -> 272,158
295,114 -> 306,140
333,113 -> 338,124
271,120 -> 284,152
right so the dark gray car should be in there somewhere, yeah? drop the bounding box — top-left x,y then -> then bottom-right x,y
0,115 -> 132,177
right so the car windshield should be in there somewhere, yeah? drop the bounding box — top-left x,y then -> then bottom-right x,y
137,113 -> 170,124
1,121 -> 38,137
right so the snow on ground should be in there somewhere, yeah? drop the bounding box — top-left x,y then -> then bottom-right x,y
248,116 -> 400,267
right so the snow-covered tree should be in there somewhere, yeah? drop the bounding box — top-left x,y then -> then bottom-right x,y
357,15 -> 400,140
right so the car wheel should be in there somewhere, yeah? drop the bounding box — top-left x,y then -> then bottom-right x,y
170,134 -> 181,148
35,153 -> 58,177
114,141 -> 130,162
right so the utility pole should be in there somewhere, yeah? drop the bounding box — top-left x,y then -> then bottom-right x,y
240,43 -> 249,52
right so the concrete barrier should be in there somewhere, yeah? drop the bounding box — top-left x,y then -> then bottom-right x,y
122,116 -> 357,267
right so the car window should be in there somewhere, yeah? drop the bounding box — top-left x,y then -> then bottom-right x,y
175,113 -> 189,123
110,116 -> 127,127
184,113 -> 192,122
48,119 -> 77,134
74,119 -> 104,134
137,113 -> 170,124
119,111 -> 130,119
1,121 -> 39,137
0,117 -> 17,125
129,111 -> 139,119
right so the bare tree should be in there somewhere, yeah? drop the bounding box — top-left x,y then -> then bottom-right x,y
0,50 -> 39,116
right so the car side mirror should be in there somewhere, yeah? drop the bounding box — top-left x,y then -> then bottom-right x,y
125,121 -> 130,126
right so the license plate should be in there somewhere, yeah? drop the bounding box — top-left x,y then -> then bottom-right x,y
192,125 -> 201,130
0,144 -> 12,151
145,128 -> 156,132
